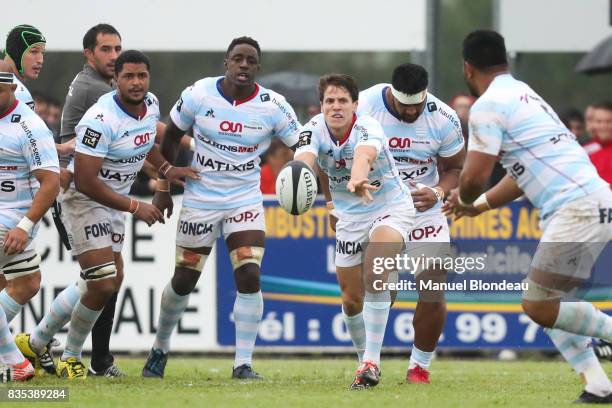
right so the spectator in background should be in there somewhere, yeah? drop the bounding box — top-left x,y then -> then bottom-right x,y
560,108 -> 587,144
584,104 -> 598,143
260,138 -> 294,194
584,102 -> 612,185
449,92 -> 475,137
33,94 -> 61,138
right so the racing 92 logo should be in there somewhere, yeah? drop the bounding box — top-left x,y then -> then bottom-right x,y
219,121 -> 243,133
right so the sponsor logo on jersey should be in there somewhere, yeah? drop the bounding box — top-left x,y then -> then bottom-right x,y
134,132 -> 152,147
427,102 -> 437,112
219,120 -> 243,135
20,122 -> 41,166
335,159 -> 346,169
298,131 -> 312,148
99,169 -> 138,182
197,134 -> 259,153
336,240 -> 363,255
195,153 -> 255,172
84,222 -> 112,240
260,93 -> 270,102
205,108 -> 215,118
10,114 -> 21,123
272,97 -> 298,132
225,210 -> 261,224
599,208 -> 612,224
83,128 -> 102,149
176,97 -> 184,112
409,225 -> 444,241
178,221 -> 214,235
388,137 -> 411,149
109,153 -> 147,164
394,156 -> 434,165
94,113 -> 104,122
26,101 -> 35,111
0,180 -> 16,192
438,107 -> 461,129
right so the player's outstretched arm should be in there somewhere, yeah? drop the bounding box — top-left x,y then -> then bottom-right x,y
347,146 -> 378,203
443,174 -> 523,220
74,153 -> 163,226
458,150 -> 497,204
3,169 -> 60,255
317,170 -> 337,231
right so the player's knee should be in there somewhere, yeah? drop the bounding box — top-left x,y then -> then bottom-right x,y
171,269 -> 200,296
521,278 -> 562,327
234,263 -> 260,293
80,261 -> 118,297
175,246 -> 208,274
230,246 -> 264,271
3,253 -> 41,302
342,293 -> 364,316
7,272 -> 41,303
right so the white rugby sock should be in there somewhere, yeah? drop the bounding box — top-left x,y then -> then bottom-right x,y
0,306 -> 25,364
61,301 -> 102,361
409,346 -> 434,370
233,291 -> 263,368
545,328 -> 612,397
0,290 -> 22,323
153,282 -> 190,353
343,309 -> 366,363
554,302 -> 612,342
362,292 -> 390,366
31,283 -> 80,353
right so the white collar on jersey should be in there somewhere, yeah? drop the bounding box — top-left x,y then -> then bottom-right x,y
390,86 -> 427,105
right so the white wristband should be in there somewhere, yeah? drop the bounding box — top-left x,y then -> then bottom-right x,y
415,183 -> 443,202
16,217 -> 35,234
189,138 -> 196,151
473,193 -> 491,211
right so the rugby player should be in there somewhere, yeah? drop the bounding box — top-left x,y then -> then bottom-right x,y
296,74 -> 415,389
16,50 -> 196,379
444,30 -> 612,404
354,63 -> 465,383
142,36 -> 301,380
0,62 -> 60,381
3,24 -> 74,157
55,23 -> 124,377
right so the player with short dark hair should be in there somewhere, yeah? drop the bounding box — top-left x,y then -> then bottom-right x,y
16,50 -> 196,379
142,36 -> 301,380
297,73 -> 415,389
445,29 -> 612,404
352,62 -> 465,384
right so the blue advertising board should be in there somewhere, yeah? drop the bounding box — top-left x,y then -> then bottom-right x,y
217,199 -> 612,349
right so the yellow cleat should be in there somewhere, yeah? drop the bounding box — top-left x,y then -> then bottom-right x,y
14,333 -> 56,376
57,358 -> 87,379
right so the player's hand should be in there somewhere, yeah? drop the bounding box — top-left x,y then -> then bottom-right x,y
3,227 -> 29,255
165,166 -> 200,188
152,191 -> 173,220
59,168 -> 73,192
133,201 -> 164,226
442,188 -> 482,220
410,182 -> 438,212
56,139 -> 76,156
347,178 -> 378,204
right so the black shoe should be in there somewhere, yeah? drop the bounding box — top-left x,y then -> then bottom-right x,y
142,348 -> 168,378
575,390 -> 612,403
349,361 -> 381,390
39,339 -> 58,375
88,364 -> 126,377
231,364 -> 264,380
595,341 -> 612,361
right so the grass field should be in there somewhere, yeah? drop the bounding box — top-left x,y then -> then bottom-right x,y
4,357 -> 603,407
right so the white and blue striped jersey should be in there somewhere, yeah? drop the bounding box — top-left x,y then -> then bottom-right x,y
296,113 -> 412,221
170,76 -> 300,210
0,100 -> 59,233
71,91 -> 160,195
358,84 -> 464,212
468,73 -> 608,218
14,76 -> 35,111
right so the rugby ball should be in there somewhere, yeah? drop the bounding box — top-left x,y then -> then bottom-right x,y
276,160 -> 318,215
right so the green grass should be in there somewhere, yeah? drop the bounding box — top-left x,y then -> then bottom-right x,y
3,357 -> 599,407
